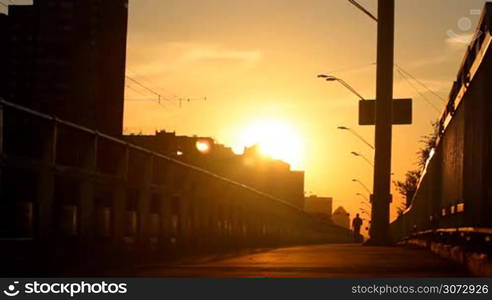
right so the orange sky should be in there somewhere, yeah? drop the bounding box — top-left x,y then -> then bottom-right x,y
113,0 -> 489,224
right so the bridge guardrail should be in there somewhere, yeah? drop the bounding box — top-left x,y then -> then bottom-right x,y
391,3 -> 492,243
0,98 -> 353,267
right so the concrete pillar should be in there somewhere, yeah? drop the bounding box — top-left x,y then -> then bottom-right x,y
217,188 -> 229,247
79,135 -> 98,242
36,119 -> 57,240
206,182 -> 220,247
188,181 -> 200,248
179,190 -> 192,247
112,145 -> 129,242
230,198 -> 241,247
178,169 -> 194,248
137,154 -> 153,246
192,175 -> 212,248
0,103 -> 3,158
206,201 -> 218,248
0,103 -> 3,203
148,194 -> 161,238
159,185 -> 173,247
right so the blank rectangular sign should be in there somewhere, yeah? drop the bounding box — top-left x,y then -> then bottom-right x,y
359,98 -> 412,126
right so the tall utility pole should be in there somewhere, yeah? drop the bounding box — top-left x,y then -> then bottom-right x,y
369,0 -> 395,245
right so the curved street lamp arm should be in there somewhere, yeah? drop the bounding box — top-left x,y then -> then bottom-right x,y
347,129 -> 375,150
336,78 -> 366,101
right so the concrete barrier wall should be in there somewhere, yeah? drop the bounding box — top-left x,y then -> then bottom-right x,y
391,16 -> 492,241
0,99 -> 353,270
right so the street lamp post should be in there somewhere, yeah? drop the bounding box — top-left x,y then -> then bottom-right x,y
337,126 -> 375,150
317,74 -> 366,101
351,152 -> 374,168
348,0 -> 378,22
323,0 -> 395,245
370,0 -> 395,245
352,179 -> 371,194
356,192 -> 370,202
359,208 -> 370,217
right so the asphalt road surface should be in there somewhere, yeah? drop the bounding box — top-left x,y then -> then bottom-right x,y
137,244 -> 468,277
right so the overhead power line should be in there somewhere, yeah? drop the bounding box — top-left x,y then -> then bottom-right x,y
125,84 -> 154,99
124,74 -> 207,109
125,75 -> 166,103
127,67 -> 180,100
345,1 -> 446,106
395,64 -> 447,103
396,68 -> 441,113
321,60 -> 446,112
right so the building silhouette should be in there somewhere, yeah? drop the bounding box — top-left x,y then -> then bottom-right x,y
332,206 -> 350,229
304,195 -> 333,222
124,131 -> 305,209
0,0 -> 128,136
1,0 -> 306,212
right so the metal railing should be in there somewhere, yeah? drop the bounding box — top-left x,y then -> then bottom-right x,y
0,98 -> 352,265
391,4 -> 492,243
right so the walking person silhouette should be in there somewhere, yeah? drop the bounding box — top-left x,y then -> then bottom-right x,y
352,214 -> 363,242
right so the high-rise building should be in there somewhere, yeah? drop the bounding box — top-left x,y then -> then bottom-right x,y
0,0 -> 128,136
0,13 -> 8,95
304,195 -> 333,219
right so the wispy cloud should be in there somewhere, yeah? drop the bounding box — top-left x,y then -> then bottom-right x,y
183,45 -> 262,64
445,32 -> 475,45
127,41 -> 262,76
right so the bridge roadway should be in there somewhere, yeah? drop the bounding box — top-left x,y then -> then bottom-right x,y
136,244 -> 469,277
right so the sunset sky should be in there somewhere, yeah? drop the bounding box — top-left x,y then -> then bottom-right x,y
122,0 -> 488,223
2,0 -> 485,223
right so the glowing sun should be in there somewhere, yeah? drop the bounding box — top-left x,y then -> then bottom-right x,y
234,120 -> 304,170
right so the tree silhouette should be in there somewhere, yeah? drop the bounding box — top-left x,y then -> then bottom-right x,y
394,121 -> 440,211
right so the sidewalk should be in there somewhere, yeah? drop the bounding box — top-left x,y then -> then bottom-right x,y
137,244 -> 469,277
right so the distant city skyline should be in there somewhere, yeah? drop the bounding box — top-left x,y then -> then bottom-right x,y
123,0 -> 488,221
1,0 -> 487,221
